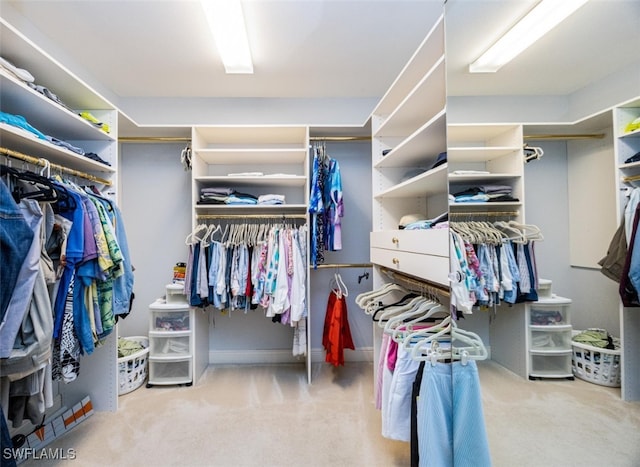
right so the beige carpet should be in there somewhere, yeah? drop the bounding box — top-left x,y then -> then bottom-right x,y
19,361 -> 640,467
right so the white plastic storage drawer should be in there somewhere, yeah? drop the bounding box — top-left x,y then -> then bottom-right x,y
148,332 -> 191,357
529,353 -> 572,377
529,297 -> 571,326
530,327 -> 572,351
149,301 -> 190,332
149,358 -> 192,385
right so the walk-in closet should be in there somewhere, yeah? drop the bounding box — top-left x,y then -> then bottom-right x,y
1,1 -> 639,466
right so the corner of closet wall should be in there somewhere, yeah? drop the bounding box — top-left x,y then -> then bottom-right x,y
0,17 -> 120,416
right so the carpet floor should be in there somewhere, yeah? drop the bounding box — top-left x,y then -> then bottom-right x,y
18,360 -> 640,467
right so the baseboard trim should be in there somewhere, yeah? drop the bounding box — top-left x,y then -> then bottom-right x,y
208,347 -> 374,365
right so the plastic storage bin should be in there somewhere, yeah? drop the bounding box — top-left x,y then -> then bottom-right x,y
571,331 -> 621,387
117,336 -> 149,395
529,297 -> 571,326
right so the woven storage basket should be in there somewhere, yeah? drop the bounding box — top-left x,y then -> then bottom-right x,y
118,336 -> 150,395
571,330 -> 621,387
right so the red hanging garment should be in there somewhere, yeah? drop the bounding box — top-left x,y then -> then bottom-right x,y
323,289 -> 355,366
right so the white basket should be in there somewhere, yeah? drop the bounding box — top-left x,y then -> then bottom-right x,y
117,336 -> 150,395
571,330 -> 621,387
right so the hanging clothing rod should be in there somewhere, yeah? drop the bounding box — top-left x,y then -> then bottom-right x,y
449,210 -> 519,218
312,263 -> 372,269
523,133 -> 605,141
119,136 -> 191,143
309,136 -> 371,142
380,267 -> 450,299
0,146 -> 113,186
196,213 -> 308,220
119,136 -> 371,143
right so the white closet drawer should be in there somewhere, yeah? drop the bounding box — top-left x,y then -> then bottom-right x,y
370,229 -> 448,256
370,247 -> 449,286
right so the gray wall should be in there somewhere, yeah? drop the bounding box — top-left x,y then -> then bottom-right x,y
118,143 -> 192,338
524,140 -> 620,336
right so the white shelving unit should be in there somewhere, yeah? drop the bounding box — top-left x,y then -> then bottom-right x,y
447,123 -> 524,217
446,123 -> 527,376
0,18 -> 119,413
613,101 -> 640,401
526,296 -> 574,380
190,125 -> 312,383
370,14 -> 448,287
191,126 -> 310,220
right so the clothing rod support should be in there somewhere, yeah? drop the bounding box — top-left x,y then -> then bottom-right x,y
379,266 -> 450,299
1,146 -> 112,186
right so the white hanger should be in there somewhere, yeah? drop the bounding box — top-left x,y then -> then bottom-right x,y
375,295 -> 425,327
331,272 -> 348,298
407,315 -> 452,362
356,282 -> 407,312
185,224 -> 208,245
387,300 -> 447,343
450,320 -> 488,363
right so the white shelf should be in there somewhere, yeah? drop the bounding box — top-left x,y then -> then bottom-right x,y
0,123 -> 116,173
375,164 -> 448,199
0,69 -> 115,142
374,109 -> 446,168
447,147 -> 521,162
373,15 -> 445,118
619,127 -> 640,139
195,148 -> 307,165
194,204 -> 308,215
194,175 -> 307,187
375,56 -> 445,139
449,172 -> 521,183
449,201 -> 521,208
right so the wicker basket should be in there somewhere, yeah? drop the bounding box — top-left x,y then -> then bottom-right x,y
571,330 -> 621,387
117,336 -> 150,395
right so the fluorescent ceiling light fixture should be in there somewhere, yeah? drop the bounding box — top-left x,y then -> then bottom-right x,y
469,0 -> 589,73
201,0 -> 253,74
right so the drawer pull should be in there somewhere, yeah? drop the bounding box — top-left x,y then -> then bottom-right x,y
392,257 -> 400,265
392,237 -> 399,244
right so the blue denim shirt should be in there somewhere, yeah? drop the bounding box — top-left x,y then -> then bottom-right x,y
109,199 -> 135,317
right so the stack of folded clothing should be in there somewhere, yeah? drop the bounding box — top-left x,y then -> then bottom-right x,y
258,194 -> 285,205
199,187 -> 258,205
451,185 -> 518,203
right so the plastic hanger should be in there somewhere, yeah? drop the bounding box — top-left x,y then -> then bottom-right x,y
330,272 -> 348,298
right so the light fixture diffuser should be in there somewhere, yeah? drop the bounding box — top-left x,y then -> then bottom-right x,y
469,0 -> 589,73
201,0 -> 254,74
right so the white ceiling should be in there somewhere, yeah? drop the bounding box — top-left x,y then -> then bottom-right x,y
1,0 -> 639,136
